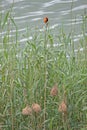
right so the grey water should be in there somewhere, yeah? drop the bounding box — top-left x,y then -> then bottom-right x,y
0,0 -> 87,46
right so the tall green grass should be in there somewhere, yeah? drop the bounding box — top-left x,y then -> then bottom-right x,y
0,10 -> 87,130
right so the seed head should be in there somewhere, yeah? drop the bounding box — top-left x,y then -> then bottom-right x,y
50,84 -> 58,96
32,103 -> 41,113
58,101 -> 67,113
43,17 -> 48,23
22,106 -> 32,116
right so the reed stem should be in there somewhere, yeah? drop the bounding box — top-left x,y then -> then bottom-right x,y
43,23 -> 48,130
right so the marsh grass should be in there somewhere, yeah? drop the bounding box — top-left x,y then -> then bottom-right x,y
0,9 -> 87,130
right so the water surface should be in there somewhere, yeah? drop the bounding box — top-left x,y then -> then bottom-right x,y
0,0 -> 87,44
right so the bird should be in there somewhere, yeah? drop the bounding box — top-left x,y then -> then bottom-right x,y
43,17 -> 48,23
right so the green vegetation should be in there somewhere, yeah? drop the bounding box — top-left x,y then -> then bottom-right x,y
0,10 -> 87,130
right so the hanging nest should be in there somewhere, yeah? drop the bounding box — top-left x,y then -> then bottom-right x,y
22,105 -> 32,116
58,101 -> 67,113
50,84 -> 58,96
32,103 -> 41,114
